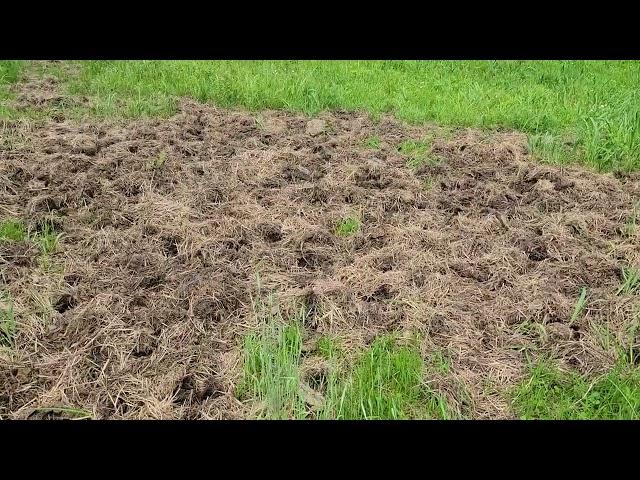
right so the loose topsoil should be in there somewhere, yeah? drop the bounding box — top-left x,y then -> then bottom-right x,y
1,98 -> 640,419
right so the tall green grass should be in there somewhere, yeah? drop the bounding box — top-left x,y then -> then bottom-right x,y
513,360 -> 640,420
0,60 -> 25,117
237,298 -> 454,420
64,60 -> 640,171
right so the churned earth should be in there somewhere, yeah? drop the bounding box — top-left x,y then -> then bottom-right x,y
1,71 -> 640,419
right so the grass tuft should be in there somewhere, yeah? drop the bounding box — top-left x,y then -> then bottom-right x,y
363,135 -> 381,149
237,299 -> 307,419
398,139 -> 436,169
0,219 -> 26,242
335,216 -> 360,237
617,266 -> 640,296
569,287 -> 588,324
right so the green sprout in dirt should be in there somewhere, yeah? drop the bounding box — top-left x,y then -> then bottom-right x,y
33,220 -> 61,269
622,202 -> 640,237
335,216 -> 360,237
363,135 -> 381,149
569,287 -> 588,324
0,292 -> 16,348
35,221 -> 60,255
617,266 -> 640,295
422,177 -> 435,191
0,219 -> 26,242
149,150 -> 167,171
512,359 -> 640,420
398,139 -> 438,169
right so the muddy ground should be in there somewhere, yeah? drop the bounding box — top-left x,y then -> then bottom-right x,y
2,89 -> 640,418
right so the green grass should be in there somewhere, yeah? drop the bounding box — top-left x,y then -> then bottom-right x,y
569,287 -> 588,324
0,219 -> 26,242
238,301 -> 454,420
35,221 -> 59,256
316,335 -> 340,359
335,216 -> 360,237
398,139 -> 437,169
237,300 -> 307,420
363,135 -> 381,149
513,360 -> 640,419
0,61 -> 25,117
323,336 -> 451,420
42,60 -> 638,172
0,292 -> 16,348
617,266 -> 640,295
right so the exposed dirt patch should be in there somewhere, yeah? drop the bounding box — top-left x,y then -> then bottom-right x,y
1,98 -> 640,419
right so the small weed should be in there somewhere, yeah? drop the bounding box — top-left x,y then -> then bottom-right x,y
363,135 -> 381,149
569,287 -> 588,324
149,150 -> 167,171
617,266 -> 640,295
0,219 -> 26,242
34,221 -> 60,268
335,216 -> 360,237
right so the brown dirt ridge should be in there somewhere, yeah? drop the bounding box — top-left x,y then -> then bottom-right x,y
1,98 -> 639,419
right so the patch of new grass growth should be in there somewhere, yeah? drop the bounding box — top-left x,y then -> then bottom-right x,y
0,219 -> 26,242
569,287 -> 588,324
35,221 -> 59,256
363,135 -> 381,149
239,308 -> 454,419
398,139 -> 436,169
429,350 -> 452,375
148,150 -> 167,171
616,266 -> 640,295
237,301 -> 307,419
33,220 -> 61,270
527,133 -> 574,165
335,216 -> 360,237
513,360 -> 640,419
324,336 -> 452,420
0,292 -> 16,348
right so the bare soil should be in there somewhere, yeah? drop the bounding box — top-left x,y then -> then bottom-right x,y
2,95 -> 640,419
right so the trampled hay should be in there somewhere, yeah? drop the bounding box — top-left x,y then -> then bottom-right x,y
1,94 -> 640,418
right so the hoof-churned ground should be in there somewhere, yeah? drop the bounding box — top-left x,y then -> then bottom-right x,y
1,62 -> 640,419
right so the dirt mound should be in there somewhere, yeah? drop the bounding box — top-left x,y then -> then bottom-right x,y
1,99 -> 639,419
